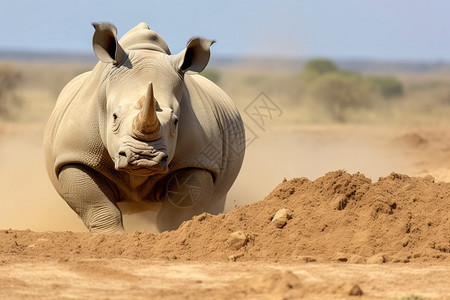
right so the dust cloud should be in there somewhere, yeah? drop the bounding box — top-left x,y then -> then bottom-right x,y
0,124 -> 412,233
226,125 -> 410,211
0,126 -> 86,232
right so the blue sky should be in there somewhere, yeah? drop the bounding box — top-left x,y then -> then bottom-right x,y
1,0 -> 450,61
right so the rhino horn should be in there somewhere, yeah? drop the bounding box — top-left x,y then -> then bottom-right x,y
133,82 -> 161,139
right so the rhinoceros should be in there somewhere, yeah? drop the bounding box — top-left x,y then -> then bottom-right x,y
44,23 -> 245,233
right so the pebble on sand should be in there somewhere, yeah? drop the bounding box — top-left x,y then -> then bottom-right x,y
271,208 -> 293,228
367,253 -> 386,264
227,231 -> 248,250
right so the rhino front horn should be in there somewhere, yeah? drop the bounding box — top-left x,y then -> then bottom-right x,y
133,82 -> 161,140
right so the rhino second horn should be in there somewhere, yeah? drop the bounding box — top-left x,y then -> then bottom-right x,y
133,82 -> 161,139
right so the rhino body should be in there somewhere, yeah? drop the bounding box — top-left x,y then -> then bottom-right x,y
44,23 -> 245,233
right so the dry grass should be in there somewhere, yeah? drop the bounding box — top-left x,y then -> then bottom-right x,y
2,59 -> 450,126
0,61 -> 93,123
228,69 -> 450,126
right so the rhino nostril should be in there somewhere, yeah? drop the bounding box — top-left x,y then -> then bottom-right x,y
155,154 -> 168,164
116,151 -> 129,170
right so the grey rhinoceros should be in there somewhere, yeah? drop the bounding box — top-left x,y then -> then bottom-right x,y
44,23 -> 245,233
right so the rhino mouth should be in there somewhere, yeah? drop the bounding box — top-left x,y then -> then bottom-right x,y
114,142 -> 168,176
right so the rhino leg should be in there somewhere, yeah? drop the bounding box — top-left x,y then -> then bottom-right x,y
58,164 -> 125,234
156,168 -> 218,232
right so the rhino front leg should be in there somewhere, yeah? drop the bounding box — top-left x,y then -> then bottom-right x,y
156,168 -> 220,232
58,164 -> 125,234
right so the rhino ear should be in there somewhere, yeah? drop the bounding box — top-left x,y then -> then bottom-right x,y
92,23 -> 127,65
173,37 -> 215,73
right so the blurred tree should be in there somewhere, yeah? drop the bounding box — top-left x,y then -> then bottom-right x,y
0,63 -> 22,119
200,68 -> 221,84
365,76 -> 403,98
304,59 -> 338,75
301,59 -> 338,81
309,73 -> 374,122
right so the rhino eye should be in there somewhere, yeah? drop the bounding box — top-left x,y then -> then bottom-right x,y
112,111 -> 122,132
112,106 -> 125,133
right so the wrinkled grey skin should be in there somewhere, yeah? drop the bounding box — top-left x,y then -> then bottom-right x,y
44,23 -> 245,233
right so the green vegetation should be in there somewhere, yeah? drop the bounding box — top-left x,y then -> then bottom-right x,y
302,58 -> 404,98
296,58 -> 406,122
301,59 -> 339,81
309,73 -> 374,122
0,63 -> 22,119
365,75 -> 403,98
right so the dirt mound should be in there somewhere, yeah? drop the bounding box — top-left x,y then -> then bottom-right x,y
1,171 -> 449,263
224,270 -> 363,299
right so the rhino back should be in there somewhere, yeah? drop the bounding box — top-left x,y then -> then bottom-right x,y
174,74 -> 245,197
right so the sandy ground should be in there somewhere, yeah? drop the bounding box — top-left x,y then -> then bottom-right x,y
1,258 -> 449,299
1,124 -> 449,299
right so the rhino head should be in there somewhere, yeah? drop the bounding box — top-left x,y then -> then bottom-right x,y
92,23 -> 214,176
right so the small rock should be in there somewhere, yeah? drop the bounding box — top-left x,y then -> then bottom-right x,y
332,282 -> 363,297
349,284 -> 363,296
271,208 -> 293,228
332,194 -> 348,210
227,231 -> 248,250
367,253 -> 386,264
196,213 -> 208,221
423,175 -> 435,182
228,252 -> 244,261
348,255 -> 366,264
401,237 -> 410,247
272,208 -> 293,220
333,252 -> 349,262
